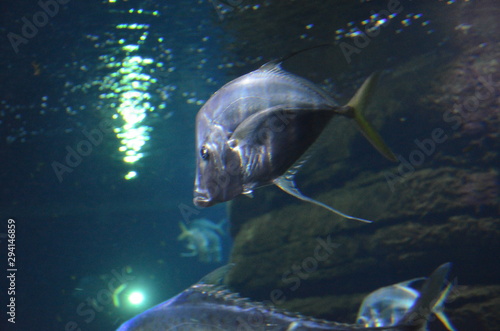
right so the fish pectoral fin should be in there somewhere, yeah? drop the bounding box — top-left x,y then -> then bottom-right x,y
273,176 -> 372,223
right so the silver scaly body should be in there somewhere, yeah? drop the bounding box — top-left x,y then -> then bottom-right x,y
117,263 -> 452,331
193,60 -> 396,223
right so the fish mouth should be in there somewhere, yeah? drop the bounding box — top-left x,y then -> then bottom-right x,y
193,194 -> 213,207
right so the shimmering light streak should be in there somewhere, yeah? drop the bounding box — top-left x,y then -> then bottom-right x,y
98,18 -> 157,179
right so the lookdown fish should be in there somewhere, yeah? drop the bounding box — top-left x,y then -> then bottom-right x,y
117,263 -> 452,331
177,218 -> 226,263
357,274 -> 456,331
193,53 -> 396,223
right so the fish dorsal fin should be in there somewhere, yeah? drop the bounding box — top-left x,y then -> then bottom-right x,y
198,264 -> 235,285
177,222 -> 190,240
273,176 -> 372,223
399,263 -> 452,329
396,277 -> 427,289
261,44 -> 334,71
259,61 -> 284,73
259,44 -> 334,74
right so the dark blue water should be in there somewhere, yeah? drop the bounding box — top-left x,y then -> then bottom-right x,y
0,0 -> 497,330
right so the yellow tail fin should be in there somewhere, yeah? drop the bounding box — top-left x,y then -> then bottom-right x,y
346,72 -> 397,162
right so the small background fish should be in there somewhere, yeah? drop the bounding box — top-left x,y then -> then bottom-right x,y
178,218 -> 227,263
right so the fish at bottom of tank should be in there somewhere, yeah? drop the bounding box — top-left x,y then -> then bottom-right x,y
356,274 -> 456,331
116,263 -> 453,331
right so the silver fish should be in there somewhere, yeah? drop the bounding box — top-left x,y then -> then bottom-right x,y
193,59 -> 396,223
178,218 -> 226,263
116,263 -> 452,331
357,276 -> 456,330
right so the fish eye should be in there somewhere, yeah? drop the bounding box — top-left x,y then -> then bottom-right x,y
200,146 -> 209,160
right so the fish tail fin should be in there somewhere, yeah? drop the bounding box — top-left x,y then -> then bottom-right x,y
398,263 -> 452,330
343,72 -> 397,162
433,282 -> 457,331
215,218 -> 228,235
435,310 -> 457,331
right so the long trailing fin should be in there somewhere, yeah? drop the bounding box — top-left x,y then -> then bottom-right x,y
344,72 -> 397,162
261,43 -> 334,69
399,263 -> 452,329
273,176 -> 372,223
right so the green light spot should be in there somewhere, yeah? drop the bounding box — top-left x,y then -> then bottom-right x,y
128,291 -> 144,305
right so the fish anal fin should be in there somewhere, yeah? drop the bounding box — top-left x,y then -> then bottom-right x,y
273,176 -> 372,223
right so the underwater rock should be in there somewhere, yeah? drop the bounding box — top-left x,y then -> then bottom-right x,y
225,1 -> 500,329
